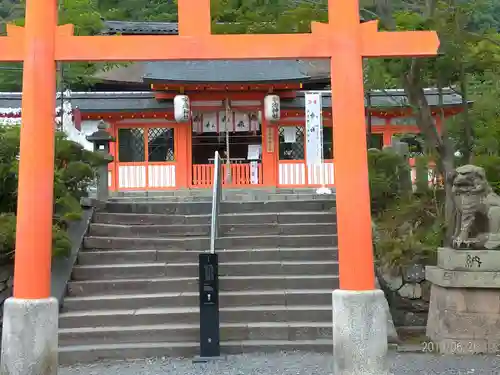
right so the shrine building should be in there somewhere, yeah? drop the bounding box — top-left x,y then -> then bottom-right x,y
0,21 -> 467,192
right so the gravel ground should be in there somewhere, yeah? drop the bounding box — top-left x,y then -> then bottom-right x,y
59,352 -> 500,375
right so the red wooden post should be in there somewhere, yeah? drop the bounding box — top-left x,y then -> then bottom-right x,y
13,0 -> 57,299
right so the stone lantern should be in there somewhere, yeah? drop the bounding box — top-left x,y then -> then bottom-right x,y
86,120 -> 115,202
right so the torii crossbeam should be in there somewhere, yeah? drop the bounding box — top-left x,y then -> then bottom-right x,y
0,0 -> 438,373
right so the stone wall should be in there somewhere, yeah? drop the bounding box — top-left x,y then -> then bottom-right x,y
0,264 -> 14,341
377,264 -> 431,327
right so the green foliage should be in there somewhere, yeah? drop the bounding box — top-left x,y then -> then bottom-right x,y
368,148 -> 443,269
52,225 -> 72,258
374,192 -> 444,270
469,72 -> 500,155
0,127 -> 104,260
0,213 -> 16,262
0,0 -> 104,91
0,127 -> 20,213
1,0 -> 498,91
414,155 -> 430,194
53,132 -> 105,223
368,148 -> 410,212
0,213 -> 72,264
472,155 -> 500,194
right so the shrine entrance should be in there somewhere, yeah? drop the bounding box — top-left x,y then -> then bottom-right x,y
190,111 -> 263,188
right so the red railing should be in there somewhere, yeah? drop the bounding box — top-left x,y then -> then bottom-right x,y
192,163 -> 262,187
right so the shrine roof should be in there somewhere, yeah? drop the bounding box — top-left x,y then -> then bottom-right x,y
102,21 -> 179,35
142,61 -> 309,83
0,88 -> 467,113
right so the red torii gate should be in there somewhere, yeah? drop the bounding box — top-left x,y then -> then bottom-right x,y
0,0 -> 438,299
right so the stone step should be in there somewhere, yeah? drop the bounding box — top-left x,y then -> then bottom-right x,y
94,211 -> 336,226
105,200 -> 336,215
109,194 -> 336,203
62,289 -> 333,312
59,322 -> 333,346
59,305 -> 332,328
77,247 -> 339,265
71,261 -> 339,280
94,211 -> 337,226
110,187 -> 328,198
58,339 -> 333,364
88,222 -> 336,238
67,275 -> 340,296
83,234 -> 338,251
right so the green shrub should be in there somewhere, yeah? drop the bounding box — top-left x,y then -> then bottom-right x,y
373,191 -> 444,269
0,213 -> 16,263
0,127 -> 104,259
0,214 -> 71,265
368,148 -> 410,212
473,154 -> 500,194
52,225 -> 72,258
414,155 -> 431,194
0,127 -> 20,213
368,148 -> 445,269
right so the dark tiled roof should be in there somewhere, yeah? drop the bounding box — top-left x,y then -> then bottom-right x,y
102,21 -> 178,35
101,19 -> 368,35
0,88 -> 467,113
94,63 -> 146,83
284,88 -> 467,109
143,60 -> 309,83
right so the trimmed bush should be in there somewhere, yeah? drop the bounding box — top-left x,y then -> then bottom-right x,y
0,127 -> 105,262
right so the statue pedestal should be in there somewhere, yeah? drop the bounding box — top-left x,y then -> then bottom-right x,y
426,247 -> 500,354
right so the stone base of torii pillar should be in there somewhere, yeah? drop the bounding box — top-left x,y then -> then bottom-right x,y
1,297 -> 58,375
332,289 -> 389,375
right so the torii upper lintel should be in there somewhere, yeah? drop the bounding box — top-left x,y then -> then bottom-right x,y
0,19 -> 439,62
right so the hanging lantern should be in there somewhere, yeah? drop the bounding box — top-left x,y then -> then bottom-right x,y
264,95 -> 280,122
174,95 -> 190,123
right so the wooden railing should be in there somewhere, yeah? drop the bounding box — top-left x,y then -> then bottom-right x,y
278,161 -> 335,186
192,163 -> 262,187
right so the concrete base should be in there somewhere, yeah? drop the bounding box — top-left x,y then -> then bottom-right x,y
332,290 -> 389,375
426,248 -> 500,354
1,297 -> 58,375
426,284 -> 500,354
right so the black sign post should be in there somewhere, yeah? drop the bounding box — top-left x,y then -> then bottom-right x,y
193,253 -> 221,362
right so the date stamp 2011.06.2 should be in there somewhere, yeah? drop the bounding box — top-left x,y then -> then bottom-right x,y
421,340 -> 493,354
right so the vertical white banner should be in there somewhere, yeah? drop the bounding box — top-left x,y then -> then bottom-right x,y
305,92 -> 323,166
250,161 -> 259,184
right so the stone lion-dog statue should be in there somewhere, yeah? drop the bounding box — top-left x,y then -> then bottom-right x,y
451,164 -> 500,249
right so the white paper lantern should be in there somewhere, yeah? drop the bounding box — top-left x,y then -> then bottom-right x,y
174,95 -> 190,123
264,95 -> 280,122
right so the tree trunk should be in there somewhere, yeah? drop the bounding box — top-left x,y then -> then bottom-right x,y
460,62 -> 473,163
375,0 -> 456,245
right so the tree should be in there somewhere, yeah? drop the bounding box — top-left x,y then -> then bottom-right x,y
369,0 -> 500,244
0,0 -> 104,91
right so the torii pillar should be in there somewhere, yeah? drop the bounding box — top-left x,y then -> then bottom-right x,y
0,0 -> 438,373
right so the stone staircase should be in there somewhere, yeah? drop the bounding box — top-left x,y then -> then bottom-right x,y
58,192 -> 338,364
